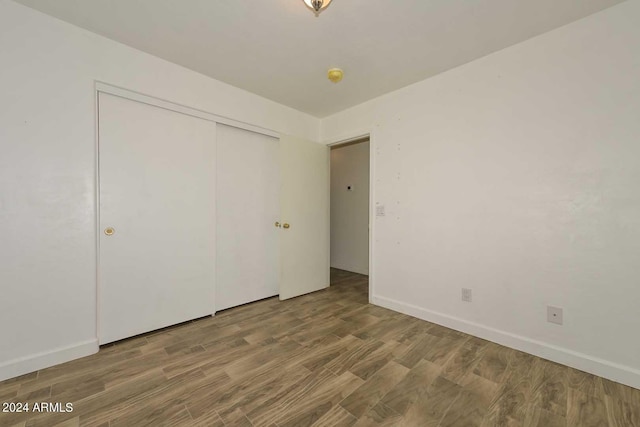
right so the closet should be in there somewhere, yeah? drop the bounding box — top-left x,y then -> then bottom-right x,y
97,86 -> 329,344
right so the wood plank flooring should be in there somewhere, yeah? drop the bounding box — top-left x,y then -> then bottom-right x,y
1,269 -> 639,426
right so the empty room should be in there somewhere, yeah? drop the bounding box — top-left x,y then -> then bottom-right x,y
1,0 -> 639,426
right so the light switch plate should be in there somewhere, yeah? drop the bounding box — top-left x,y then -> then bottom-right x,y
376,205 -> 385,217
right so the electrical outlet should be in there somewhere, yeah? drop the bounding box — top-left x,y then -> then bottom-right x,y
461,288 -> 472,302
547,306 -> 563,325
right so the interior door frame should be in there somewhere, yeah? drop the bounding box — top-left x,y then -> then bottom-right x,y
94,81 -> 279,342
326,130 -> 375,303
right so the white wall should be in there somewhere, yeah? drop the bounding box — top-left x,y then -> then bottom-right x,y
322,0 -> 640,389
0,0 -> 319,381
330,142 -> 370,275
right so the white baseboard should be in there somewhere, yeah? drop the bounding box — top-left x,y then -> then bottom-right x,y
331,264 -> 369,276
0,339 -> 99,382
372,295 -> 640,390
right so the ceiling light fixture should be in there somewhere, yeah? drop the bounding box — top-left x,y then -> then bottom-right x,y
303,0 -> 333,16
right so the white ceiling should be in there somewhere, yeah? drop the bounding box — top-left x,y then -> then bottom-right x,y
14,0 -> 624,117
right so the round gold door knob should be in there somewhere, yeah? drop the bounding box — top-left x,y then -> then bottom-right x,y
275,222 -> 281,228
104,227 -> 115,236
283,223 -> 290,229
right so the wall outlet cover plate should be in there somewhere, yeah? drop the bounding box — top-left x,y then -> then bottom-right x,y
547,306 -> 563,325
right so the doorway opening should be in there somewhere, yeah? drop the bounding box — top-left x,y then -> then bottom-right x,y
329,137 -> 371,301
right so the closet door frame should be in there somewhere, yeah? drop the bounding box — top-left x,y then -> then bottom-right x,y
94,82 -> 279,341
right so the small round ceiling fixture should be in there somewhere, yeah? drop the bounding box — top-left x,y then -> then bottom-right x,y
303,0 -> 333,16
328,68 -> 344,83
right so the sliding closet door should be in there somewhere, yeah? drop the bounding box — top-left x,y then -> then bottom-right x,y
98,93 -> 216,344
216,124 -> 280,311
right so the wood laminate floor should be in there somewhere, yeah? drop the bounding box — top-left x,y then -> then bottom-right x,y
1,269 -> 639,426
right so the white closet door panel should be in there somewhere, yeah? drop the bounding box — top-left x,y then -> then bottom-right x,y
216,124 -> 280,311
98,93 -> 216,344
